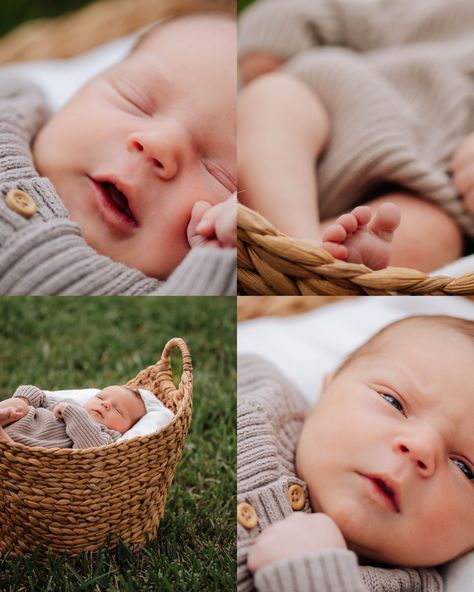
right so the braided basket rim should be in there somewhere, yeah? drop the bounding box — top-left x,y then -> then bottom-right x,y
238,203 -> 474,296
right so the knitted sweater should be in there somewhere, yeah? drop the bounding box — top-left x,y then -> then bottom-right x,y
4,385 -> 120,449
237,355 -> 443,592
0,77 -> 236,295
239,0 -> 474,238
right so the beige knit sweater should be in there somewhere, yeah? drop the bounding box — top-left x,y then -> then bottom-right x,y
239,0 -> 474,238
237,355 -> 443,592
4,385 -> 120,448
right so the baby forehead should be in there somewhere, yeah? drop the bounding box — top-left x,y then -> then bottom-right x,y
98,385 -> 133,398
135,13 -> 234,53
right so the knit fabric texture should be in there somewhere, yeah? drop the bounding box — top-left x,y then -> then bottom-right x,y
239,0 -> 474,237
237,355 -> 443,592
5,385 -> 120,449
0,77 -> 236,295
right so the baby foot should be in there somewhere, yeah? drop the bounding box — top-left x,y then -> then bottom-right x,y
0,406 -> 25,427
321,203 -> 401,270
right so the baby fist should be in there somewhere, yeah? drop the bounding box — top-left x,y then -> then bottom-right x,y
187,194 -> 237,249
451,133 -> 474,214
247,512 -> 347,574
54,402 -> 68,420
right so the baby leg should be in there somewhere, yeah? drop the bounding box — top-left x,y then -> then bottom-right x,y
238,71 -> 330,242
321,193 -> 462,272
0,397 -> 29,427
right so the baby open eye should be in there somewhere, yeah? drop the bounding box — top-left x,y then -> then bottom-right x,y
380,393 -> 405,415
452,458 -> 474,481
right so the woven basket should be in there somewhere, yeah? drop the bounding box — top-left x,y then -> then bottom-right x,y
0,0 -> 234,64
0,337 -> 193,557
238,203 -> 474,296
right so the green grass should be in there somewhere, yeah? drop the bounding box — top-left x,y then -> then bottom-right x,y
0,297 -> 236,591
0,1 -> 99,36
237,0 -> 255,12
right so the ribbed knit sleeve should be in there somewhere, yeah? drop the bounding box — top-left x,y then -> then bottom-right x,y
254,550 -> 368,592
282,44 -> 474,236
239,0 -> 345,61
239,0 -> 474,60
0,77 -> 235,295
61,404 -> 120,449
152,246 -> 236,295
12,384 -> 49,408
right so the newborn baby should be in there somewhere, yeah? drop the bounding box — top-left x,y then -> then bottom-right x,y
0,385 -> 146,448
238,315 -> 474,591
0,10 -> 236,295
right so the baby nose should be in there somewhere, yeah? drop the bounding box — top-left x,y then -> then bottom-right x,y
101,400 -> 111,411
393,426 -> 441,477
127,120 -> 192,180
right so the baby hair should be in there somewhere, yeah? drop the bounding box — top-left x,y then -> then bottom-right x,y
336,315 -> 474,377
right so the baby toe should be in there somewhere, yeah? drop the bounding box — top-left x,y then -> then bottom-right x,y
372,202 -> 401,234
321,223 -> 347,244
351,206 -> 372,228
334,213 -> 358,234
321,241 -> 348,261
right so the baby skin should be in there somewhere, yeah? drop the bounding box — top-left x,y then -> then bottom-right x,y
0,385 -> 145,444
248,316 -> 474,573
238,63 -> 463,272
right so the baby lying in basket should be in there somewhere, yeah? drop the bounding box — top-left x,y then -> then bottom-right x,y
238,0 -> 474,273
0,9 -> 236,295
0,384 -> 170,448
238,314 -> 474,592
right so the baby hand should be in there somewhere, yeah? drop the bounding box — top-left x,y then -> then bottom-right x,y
54,402 -> 68,420
451,132 -> 474,215
247,512 -> 347,574
187,194 -> 237,249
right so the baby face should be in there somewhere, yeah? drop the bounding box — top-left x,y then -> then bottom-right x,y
83,386 -> 145,434
296,322 -> 474,567
33,14 -> 236,279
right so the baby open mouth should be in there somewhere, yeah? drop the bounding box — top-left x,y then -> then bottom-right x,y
101,181 -> 137,224
373,478 -> 400,513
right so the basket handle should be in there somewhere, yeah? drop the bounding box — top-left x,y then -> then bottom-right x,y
160,338 -> 192,383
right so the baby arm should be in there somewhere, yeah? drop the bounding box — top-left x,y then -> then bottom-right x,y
248,513 -> 368,592
451,133 -> 474,215
187,193 -> 237,249
55,403 -> 119,448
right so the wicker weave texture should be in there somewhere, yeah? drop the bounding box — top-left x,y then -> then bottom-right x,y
0,338 -> 193,557
238,204 -> 474,296
0,0 -> 234,63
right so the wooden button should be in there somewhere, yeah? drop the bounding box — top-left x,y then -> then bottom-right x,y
5,189 -> 37,218
237,502 -> 258,529
288,484 -> 305,510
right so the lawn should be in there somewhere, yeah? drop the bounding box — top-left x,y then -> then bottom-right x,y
0,0 -> 98,36
0,297 -> 236,592
237,0 -> 255,12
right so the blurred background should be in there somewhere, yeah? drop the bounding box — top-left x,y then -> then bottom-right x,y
0,0 -> 235,64
238,0 -> 254,12
0,0 -> 96,37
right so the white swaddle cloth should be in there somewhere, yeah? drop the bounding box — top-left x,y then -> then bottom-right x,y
43,387 -> 174,441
